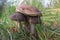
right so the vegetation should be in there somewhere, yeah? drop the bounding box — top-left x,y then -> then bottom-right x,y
0,0 -> 60,40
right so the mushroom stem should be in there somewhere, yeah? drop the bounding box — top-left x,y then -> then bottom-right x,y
24,20 -> 30,33
30,23 -> 36,35
16,21 -> 23,33
30,23 -> 39,40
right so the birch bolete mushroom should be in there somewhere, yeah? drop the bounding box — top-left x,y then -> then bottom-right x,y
16,4 -> 42,35
9,12 -> 25,33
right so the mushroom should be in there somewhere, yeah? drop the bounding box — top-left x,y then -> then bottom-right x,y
16,4 -> 42,36
9,12 -> 25,33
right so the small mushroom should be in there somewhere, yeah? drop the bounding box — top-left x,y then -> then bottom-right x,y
9,12 -> 25,33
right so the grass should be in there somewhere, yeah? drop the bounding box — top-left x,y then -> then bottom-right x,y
0,0 -> 60,40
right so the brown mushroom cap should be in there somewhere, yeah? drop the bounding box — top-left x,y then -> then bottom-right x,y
10,12 -> 25,22
16,4 -> 42,16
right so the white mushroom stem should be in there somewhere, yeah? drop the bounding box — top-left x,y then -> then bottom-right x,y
30,23 -> 36,35
15,21 -> 20,28
15,21 -> 22,33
